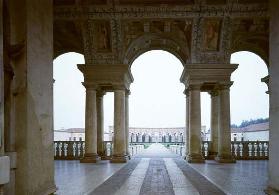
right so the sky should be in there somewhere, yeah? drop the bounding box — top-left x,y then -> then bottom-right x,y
53,51 -> 269,131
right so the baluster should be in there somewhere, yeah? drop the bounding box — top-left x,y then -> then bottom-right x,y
68,142 -> 74,159
82,142 -> 85,157
265,142 -> 269,158
243,142 -> 249,159
54,142 -> 57,158
73,142 -> 77,157
63,143 -> 68,158
236,143 -> 240,158
239,143 -> 243,158
59,142 -> 62,157
253,142 -> 259,159
259,142 -> 263,158
77,142 -> 81,157
249,142 -> 253,158
202,142 -> 205,158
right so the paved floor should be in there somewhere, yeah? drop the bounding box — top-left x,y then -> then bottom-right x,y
190,160 -> 268,195
55,143 -> 268,195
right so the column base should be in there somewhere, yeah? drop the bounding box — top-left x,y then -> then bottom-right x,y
215,154 -> 236,163
207,151 -> 218,160
186,153 -> 205,163
110,155 -> 129,163
97,152 -> 108,160
80,153 -> 100,163
265,186 -> 279,195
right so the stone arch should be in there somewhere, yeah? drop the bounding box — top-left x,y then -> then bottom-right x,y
230,18 -> 269,67
54,20 -> 84,59
230,40 -> 269,68
123,34 -> 189,67
230,50 -> 269,72
54,51 -> 84,61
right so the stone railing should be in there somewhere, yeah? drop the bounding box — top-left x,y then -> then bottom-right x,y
170,141 -> 269,160
54,141 -> 144,160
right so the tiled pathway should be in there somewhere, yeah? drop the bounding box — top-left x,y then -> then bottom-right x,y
55,143 -> 268,195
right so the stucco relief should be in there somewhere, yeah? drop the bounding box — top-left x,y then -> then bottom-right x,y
121,19 -> 192,64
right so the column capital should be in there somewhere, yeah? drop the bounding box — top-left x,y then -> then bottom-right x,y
187,84 -> 201,91
183,89 -> 189,97
82,82 -> 98,90
125,89 -> 131,96
113,85 -> 127,91
96,89 -> 106,97
209,90 -> 219,97
218,82 -> 233,90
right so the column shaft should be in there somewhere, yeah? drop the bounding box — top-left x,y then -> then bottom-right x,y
111,90 -> 128,163
97,91 -> 105,159
81,88 -> 100,163
125,92 -> 130,159
187,86 -> 205,163
215,86 -> 235,163
209,91 -> 219,159
185,92 -> 190,157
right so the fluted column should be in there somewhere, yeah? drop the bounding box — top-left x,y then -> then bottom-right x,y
97,90 -> 105,159
215,84 -> 236,163
185,90 -> 190,158
80,86 -> 100,163
187,85 -> 205,163
208,90 -> 219,159
111,89 -> 128,163
125,90 -> 131,159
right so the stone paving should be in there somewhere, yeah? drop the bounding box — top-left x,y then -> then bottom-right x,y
55,143 -> 268,195
139,158 -> 175,195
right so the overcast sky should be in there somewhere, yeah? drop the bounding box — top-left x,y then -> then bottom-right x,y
53,51 -> 269,131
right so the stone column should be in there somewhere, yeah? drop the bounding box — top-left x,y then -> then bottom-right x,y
111,89 -> 128,163
208,90 -> 219,159
185,90 -> 190,158
97,90 -> 105,159
215,85 -> 235,163
268,0 -> 279,192
186,85 -> 205,163
80,86 -> 100,163
125,90 -> 131,159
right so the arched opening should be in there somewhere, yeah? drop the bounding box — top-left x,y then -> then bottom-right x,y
53,52 -> 115,156
53,52 -> 85,141
128,50 -> 186,156
230,51 -> 269,142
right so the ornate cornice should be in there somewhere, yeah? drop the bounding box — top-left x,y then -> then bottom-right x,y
54,3 -> 268,20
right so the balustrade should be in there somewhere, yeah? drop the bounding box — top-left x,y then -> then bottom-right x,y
54,141 -> 144,160
169,141 -> 269,160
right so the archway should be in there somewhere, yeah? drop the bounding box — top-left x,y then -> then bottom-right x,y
53,52 -> 85,136
128,50 -> 186,156
230,51 -> 269,142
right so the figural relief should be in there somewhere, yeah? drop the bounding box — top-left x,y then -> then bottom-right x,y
202,19 -> 222,52
95,21 -> 112,52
